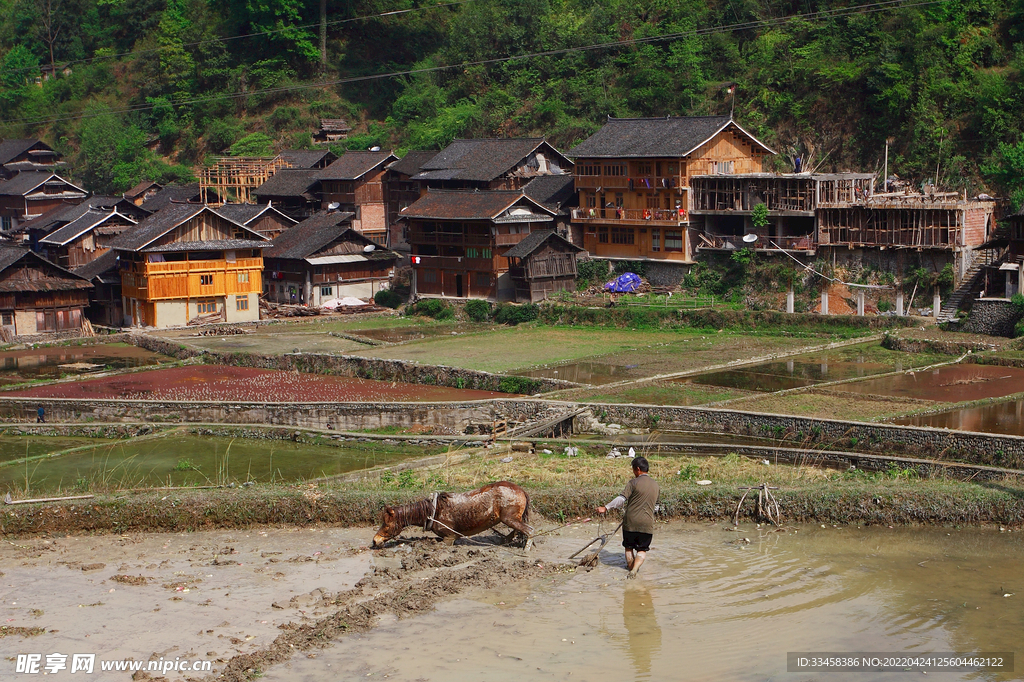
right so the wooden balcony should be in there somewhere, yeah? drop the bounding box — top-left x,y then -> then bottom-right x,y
122,257 -> 264,301
127,257 -> 263,275
411,255 -> 494,271
574,175 -> 683,190
571,208 -> 685,225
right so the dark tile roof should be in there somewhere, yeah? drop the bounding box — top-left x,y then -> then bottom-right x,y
503,229 -> 583,259
40,209 -> 135,246
317,151 -> 398,181
524,175 -> 576,212
400,190 -> 554,221
213,203 -> 296,227
0,139 -> 54,165
413,139 -> 571,183
142,238 -> 270,253
108,203 -> 206,251
254,169 -> 320,198
123,180 -> 162,199
567,116 -> 775,158
72,249 -> 119,282
265,211 -> 357,260
139,183 -> 202,212
0,171 -> 84,196
387,150 -> 437,178
0,243 -> 92,291
319,118 -> 350,132
278,149 -> 337,169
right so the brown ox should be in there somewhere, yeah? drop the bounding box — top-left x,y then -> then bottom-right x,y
371,481 -> 532,549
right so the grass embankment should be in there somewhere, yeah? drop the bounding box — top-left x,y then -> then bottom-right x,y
4,449 -> 1023,536
726,391 -> 951,421
570,381 -> 755,406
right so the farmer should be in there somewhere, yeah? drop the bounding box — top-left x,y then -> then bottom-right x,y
596,456 -> 659,578
36,405 -> 45,424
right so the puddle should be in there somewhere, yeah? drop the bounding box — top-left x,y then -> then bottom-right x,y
260,523 -> 1024,682
0,435 -> 115,463
834,364 -> 1024,402
2,365 -> 512,402
513,361 -> 640,385
351,324 -> 485,344
684,358 -> 893,393
0,435 -> 439,494
0,344 -> 168,385
894,398 -> 1024,437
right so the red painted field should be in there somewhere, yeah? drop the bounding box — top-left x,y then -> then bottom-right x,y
4,365 -> 508,402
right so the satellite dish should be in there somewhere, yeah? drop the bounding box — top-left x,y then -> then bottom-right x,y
327,202 -> 340,211
363,244 -> 376,253
742,233 -> 759,243
369,146 -> 381,152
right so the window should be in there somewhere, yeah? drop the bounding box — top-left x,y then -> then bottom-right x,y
197,299 -> 217,314
598,227 -> 609,244
579,163 -> 601,176
637,162 -> 652,175
236,295 -> 249,311
200,274 -> 213,286
611,228 -> 634,245
320,286 -> 333,297
0,216 -> 11,231
646,194 -> 660,209
603,164 -> 625,177
614,193 -> 624,207
474,272 -> 490,288
712,161 -> 735,174
421,269 -> 437,283
278,285 -> 284,293
585,194 -> 596,208
665,230 -> 683,252
237,272 -> 249,284
481,248 -> 492,259
465,247 -> 479,259
1,312 -> 11,326
651,230 -> 661,252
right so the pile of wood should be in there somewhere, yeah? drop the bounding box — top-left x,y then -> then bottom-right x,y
193,326 -> 253,337
260,300 -> 322,318
188,310 -> 226,325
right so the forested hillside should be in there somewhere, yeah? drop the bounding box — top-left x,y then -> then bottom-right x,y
1,0 -> 1022,205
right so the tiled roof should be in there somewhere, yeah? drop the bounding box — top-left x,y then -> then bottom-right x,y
0,243 -> 92,291
503,229 -> 583,259
139,183 -> 202,212
524,175 -> 576,212
0,171 -> 85,196
39,209 -> 135,246
108,204 -> 264,252
319,118 -> 350,132
0,139 -> 54,165
72,249 -> 119,281
141,239 -> 270,253
278,149 -> 337,169
567,116 -> 775,158
123,180 -> 162,199
214,203 -> 296,227
413,139 -> 571,183
254,169 -> 319,198
265,211 -> 357,260
400,190 -> 555,221
317,151 -> 397,181
387,150 -> 436,177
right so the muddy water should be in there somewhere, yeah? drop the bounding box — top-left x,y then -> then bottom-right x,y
352,324 -> 487,344
0,435 -> 439,494
685,358 -> 893,393
0,344 -> 167,385
264,524 -> 1024,682
895,398 -> 1024,437
0,435 -> 115,463
514,361 -> 639,385
835,364 -> 1024,402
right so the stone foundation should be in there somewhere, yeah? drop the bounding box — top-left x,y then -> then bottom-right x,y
959,298 -> 1023,338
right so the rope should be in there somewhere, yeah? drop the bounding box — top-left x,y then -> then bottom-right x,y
766,239 -> 894,289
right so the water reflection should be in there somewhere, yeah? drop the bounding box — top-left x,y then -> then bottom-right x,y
623,584 -> 661,678
895,398 -> 1024,437
683,359 -> 892,392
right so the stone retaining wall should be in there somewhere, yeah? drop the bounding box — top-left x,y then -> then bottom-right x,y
959,298 -> 1023,338
128,333 -> 578,394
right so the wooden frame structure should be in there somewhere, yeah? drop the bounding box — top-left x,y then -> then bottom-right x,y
198,157 -> 290,205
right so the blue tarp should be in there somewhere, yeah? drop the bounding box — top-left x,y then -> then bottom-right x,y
604,272 -> 643,293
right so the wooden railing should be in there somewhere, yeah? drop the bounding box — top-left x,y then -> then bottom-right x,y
572,208 -> 684,223
127,257 -> 263,275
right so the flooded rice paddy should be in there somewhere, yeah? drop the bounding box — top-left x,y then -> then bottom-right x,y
0,435 -> 115,463
350,324 -> 488,344
514,361 -> 639,385
682,358 -> 892,392
265,523 -> 1024,682
2,365 -> 509,402
895,398 -> 1024,437
0,343 -> 167,385
833,364 -> 1024,403
0,434 -> 439,494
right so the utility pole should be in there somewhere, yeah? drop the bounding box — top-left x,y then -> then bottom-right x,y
319,0 -> 327,75
883,139 -> 889,193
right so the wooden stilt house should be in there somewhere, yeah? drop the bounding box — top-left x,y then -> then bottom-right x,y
504,229 -> 583,302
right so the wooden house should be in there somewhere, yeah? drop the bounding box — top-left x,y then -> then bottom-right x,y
0,171 -> 87,232
977,207 -> 1024,299
523,175 -> 578,244
313,118 -> 351,143
253,169 -> 320,220
401,189 -> 557,300
139,183 -> 203,213
73,250 -> 123,327
214,203 -> 296,241
107,204 -> 269,328
504,229 -> 583,302
316,151 -> 398,246
568,116 -> 775,263
37,204 -> 139,269
15,196 -> 148,248
0,243 -> 92,338
411,139 -> 572,192
264,211 -> 399,305
0,139 -> 62,179
384,150 -> 436,253
278,149 -> 337,169
123,180 -> 163,206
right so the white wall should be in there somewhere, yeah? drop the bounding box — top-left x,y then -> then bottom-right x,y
225,293 -> 258,323
14,310 -> 36,335
155,300 -> 188,328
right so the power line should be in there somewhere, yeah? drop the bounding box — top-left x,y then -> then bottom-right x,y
1,0 -> 475,76
2,0 -> 947,129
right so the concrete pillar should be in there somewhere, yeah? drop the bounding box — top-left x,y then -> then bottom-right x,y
786,285 -> 794,313
933,286 -> 941,319
1018,263 -> 1023,297
1006,270 -> 1013,299
857,289 -> 865,316
896,288 -> 904,316
820,290 -> 829,315
411,268 -> 418,297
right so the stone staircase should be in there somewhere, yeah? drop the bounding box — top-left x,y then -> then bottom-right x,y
936,258 -> 989,323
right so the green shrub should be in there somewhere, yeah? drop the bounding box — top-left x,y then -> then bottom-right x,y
407,299 -> 453,319
464,299 -> 491,322
877,299 -> 892,312
493,303 -> 539,325
576,259 -> 607,289
374,289 -> 403,309
497,376 -> 542,394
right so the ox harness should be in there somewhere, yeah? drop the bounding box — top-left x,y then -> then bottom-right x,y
424,492 -> 439,532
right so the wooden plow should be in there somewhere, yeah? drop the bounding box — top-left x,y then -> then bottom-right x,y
733,483 -> 782,527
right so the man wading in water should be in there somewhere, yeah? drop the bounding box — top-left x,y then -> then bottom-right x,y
596,456 -> 659,578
